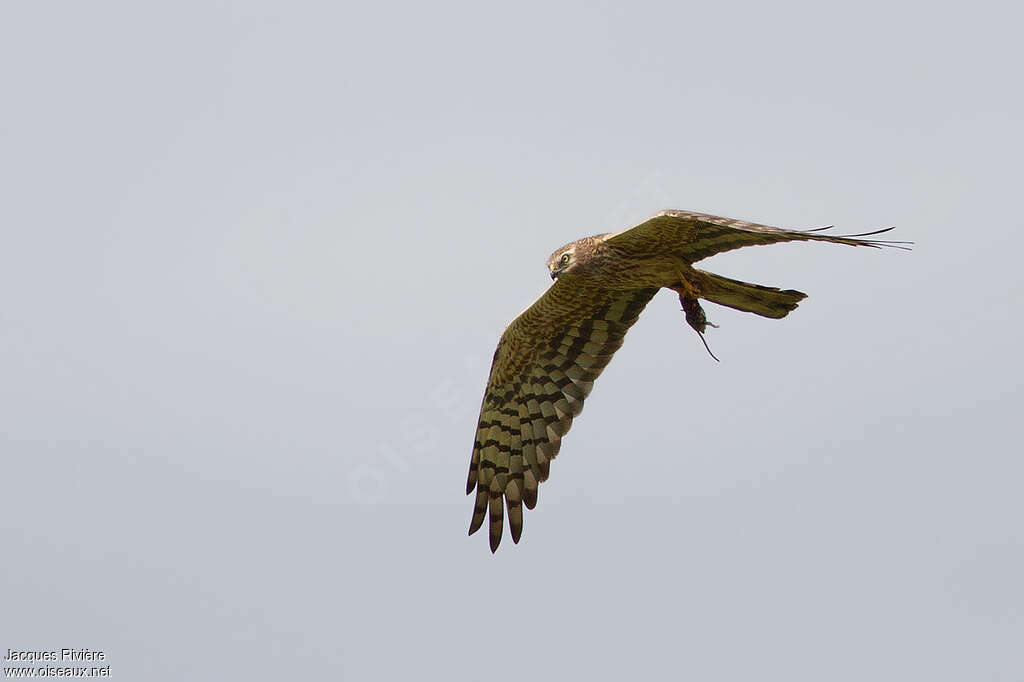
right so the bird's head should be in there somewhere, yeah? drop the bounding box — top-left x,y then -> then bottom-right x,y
546,235 -> 612,280
546,245 -> 577,280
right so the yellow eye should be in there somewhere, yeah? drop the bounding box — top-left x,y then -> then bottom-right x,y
560,253 -> 570,265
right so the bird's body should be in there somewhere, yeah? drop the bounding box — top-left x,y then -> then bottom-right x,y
467,210 -> 907,552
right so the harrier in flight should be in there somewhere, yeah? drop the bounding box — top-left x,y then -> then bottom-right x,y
466,210 -> 907,552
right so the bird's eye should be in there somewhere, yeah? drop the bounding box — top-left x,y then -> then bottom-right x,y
560,253 -> 570,264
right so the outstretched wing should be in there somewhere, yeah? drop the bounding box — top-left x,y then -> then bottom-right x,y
466,280 -> 658,552
606,210 -> 910,263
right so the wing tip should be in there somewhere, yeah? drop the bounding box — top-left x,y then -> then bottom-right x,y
805,225 -> 913,250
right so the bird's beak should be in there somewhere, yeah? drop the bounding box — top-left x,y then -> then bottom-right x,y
550,269 -> 558,280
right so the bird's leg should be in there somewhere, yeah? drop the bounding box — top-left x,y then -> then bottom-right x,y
673,270 -> 720,362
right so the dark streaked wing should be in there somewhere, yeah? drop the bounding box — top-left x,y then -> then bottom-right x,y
466,281 -> 658,552
606,210 -> 910,263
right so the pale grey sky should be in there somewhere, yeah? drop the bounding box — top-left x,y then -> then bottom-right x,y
2,1 -> 1022,680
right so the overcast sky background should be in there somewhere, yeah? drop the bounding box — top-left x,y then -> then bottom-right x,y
2,1 -> 1022,680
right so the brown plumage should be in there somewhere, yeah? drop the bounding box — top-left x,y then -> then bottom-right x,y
466,210 -> 909,552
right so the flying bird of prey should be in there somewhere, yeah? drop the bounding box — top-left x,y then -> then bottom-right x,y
466,210 -> 908,552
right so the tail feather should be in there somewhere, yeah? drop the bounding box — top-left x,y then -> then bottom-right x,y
692,269 -> 807,319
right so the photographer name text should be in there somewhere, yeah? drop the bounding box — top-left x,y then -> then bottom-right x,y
4,649 -> 105,663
